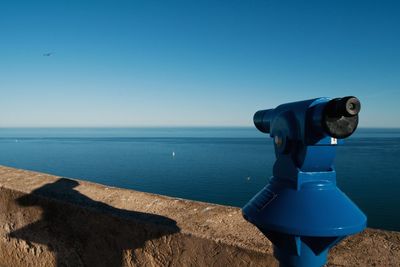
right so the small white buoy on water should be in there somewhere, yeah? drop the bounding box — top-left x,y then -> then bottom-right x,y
246,176 -> 251,180
172,151 -> 175,157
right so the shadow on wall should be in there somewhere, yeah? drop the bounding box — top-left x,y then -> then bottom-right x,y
8,178 -> 180,266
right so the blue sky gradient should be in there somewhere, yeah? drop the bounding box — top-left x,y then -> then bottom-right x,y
1,0 -> 399,127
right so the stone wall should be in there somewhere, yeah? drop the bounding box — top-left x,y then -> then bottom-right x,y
0,166 -> 399,267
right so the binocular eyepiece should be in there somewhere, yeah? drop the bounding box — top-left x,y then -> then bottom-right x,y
254,96 -> 361,139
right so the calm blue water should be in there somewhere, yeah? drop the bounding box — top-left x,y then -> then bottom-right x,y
0,127 -> 399,231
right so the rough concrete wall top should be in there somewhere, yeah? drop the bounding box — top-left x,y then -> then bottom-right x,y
0,165 -> 399,267
0,165 -> 270,253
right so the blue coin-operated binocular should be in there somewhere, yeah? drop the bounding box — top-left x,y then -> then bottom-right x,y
243,96 -> 366,267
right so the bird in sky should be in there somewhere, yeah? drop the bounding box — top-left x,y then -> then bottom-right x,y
43,52 -> 53,56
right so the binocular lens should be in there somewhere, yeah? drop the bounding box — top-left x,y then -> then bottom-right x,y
345,97 -> 361,116
253,109 -> 273,133
322,96 -> 360,138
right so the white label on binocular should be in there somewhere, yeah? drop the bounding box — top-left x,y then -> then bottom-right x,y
331,138 -> 337,145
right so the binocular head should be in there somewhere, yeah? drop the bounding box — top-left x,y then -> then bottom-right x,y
254,96 -> 360,140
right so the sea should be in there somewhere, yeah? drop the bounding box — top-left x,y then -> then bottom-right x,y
0,127 -> 399,231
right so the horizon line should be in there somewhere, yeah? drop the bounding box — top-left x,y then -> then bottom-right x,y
0,126 -> 399,129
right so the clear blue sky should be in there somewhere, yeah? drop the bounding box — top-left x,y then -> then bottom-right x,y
1,0 -> 399,127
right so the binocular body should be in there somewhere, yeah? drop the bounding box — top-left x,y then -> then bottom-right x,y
243,97 -> 366,267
